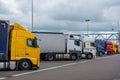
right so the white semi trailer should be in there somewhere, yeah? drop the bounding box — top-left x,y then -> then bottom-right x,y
34,32 -> 96,61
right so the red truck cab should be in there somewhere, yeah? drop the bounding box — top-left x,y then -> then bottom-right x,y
105,40 -> 113,55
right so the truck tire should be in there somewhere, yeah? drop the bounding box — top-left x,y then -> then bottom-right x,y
46,54 -> 55,61
107,51 -> 111,55
70,54 -> 77,60
99,52 -> 103,56
41,54 -> 46,60
86,54 -> 93,59
18,60 -> 31,70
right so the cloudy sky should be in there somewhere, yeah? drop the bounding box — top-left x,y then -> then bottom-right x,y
0,0 -> 120,33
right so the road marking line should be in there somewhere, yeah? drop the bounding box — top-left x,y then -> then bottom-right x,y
12,55 -> 119,77
13,62 -> 78,77
12,60 -> 92,77
13,55 -> 116,77
0,54 -> 119,79
0,77 -> 7,80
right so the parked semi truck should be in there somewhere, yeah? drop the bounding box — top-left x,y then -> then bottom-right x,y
106,40 -> 113,55
118,44 -> 120,53
81,37 -> 96,59
34,32 -> 96,61
0,20 -> 40,70
95,39 -> 113,56
95,39 -> 106,56
112,42 -> 118,54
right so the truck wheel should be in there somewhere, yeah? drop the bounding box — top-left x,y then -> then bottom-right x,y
86,54 -> 93,59
18,60 -> 31,70
107,51 -> 111,55
70,54 -> 77,60
99,52 -> 103,56
113,51 -> 115,54
46,54 -> 55,61
41,54 -> 46,60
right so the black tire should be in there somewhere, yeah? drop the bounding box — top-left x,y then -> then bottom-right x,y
46,54 -> 55,61
99,52 -> 103,56
107,51 -> 111,55
41,54 -> 46,61
86,54 -> 93,59
113,51 -> 115,54
18,60 -> 31,70
70,54 -> 77,60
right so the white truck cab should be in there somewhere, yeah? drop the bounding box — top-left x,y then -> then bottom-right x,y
82,37 -> 96,59
66,34 -> 82,60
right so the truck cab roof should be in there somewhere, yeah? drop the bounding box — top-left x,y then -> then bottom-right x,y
10,23 -> 27,31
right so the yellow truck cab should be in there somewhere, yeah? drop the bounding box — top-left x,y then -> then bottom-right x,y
112,42 -> 118,54
0,20 -> 40,70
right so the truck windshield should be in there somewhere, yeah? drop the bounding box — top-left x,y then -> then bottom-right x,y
74,40 -> 80,46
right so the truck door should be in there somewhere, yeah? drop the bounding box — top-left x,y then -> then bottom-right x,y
0,21 -> 9,61
83,42 -> 96,57
26,38 -> 40,65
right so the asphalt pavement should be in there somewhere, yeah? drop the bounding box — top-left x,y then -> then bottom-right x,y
0,54 -> 120,80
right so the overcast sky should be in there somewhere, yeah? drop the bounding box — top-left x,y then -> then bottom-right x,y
0,0 -> 120,33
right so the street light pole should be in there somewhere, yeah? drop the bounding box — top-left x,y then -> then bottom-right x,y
31,0 -> 33,32
85,19 -> 90,36
117,20 -> 120,43
118,20 -> 119,32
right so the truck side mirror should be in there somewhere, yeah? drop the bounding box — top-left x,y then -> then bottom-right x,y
32,38 -> 38,48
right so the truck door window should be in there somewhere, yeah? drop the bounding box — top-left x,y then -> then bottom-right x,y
84,42 -> 90,48
90,42 -> 95,47
27,39 -> 33,47
27,38 -> 39,48
74,40 -> 80,46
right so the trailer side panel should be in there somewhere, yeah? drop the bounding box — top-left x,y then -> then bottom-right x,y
0,21 -> 9,61
34,32 -> 66,54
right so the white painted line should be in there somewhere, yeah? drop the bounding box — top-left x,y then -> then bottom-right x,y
13,55 -> 118,77
0,54 -> 119,79
0,77 -> 7,80
13,62 -> 78,77
12,60 -> 92,77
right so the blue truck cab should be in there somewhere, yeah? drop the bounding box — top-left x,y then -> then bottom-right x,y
95,39 -> 106,56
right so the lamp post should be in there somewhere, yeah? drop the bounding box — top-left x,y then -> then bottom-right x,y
117,20 -> 120,43
85,19 -> 90,36
31,0 -> 33,32
118,20 -> 119,32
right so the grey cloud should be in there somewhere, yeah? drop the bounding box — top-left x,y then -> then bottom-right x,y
37,0 -> 106,23
0,0 -> 13,14
15,0 -> 31,14
0,0 -> 120,32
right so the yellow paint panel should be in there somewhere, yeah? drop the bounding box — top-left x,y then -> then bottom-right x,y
112,42 -> 118,53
